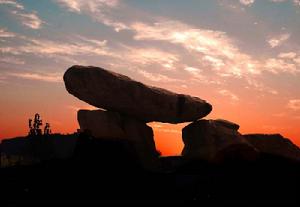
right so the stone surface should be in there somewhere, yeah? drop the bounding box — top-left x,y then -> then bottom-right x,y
214,119 -> 240,130
244,134 -> 300,161
77,109 -> 160,170
64,65 -> 212,123
182,119 -> 258,162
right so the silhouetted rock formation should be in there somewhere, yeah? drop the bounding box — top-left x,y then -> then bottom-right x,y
77,109 -> 160,170
182,119 -> 258,162
61,64 -> 300,170
64,65 -> 212,123
244,134 -> 300,162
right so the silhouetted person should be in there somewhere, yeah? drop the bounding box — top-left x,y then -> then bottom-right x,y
44,123 -> 51,135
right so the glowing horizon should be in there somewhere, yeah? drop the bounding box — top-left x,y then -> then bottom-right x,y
1,0 -> 300,155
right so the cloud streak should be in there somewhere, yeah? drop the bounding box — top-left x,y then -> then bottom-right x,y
55,0 -> 127,32
124,46 -> 179,69
267,33 -> 290,48
11,10 -> 43,29
0,56 -> 25,65
8,72 -> 63,83
0,36 -> 113,58
0,27 -> 15,38
0,0 -> 44,29
269,0 -> 300,6
239,0 -> 255,6
137,70 -> 180,83
287,99 -> 300,110
132,20 -> 261,78
218,89 -> 240,101
264,57 -> 299,74
56,0 -> 119,12
0,0 -> 24,9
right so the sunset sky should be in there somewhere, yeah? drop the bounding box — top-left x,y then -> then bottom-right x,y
1,0 -> 300,155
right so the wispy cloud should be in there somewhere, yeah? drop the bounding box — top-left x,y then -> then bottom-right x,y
184,66 -> 203,78
294,0 -> 300,6
239,0 -> 255,6
0,56 -> 25,65
267,33 -> 290,48
124,47 -> 179,70
183,66 -> 212,83
0,36 -> 113,58
132,20 -> 261,77
278,52 -> 297,59
264,58 -> 299,74
269,0 -> 300,6
53,1 -> 300,82
0,75 -> 7,84
294,57 -> 300,65
55,0 -> 127,32
0,27 -> 15,38
278,52 -> 300,67
0,0 -> 24,9
11,10 -> 43,29
8,72 -> 63,83
137,70 -> 180,83
67,104 -> 97,112
56,0 -> 119,12
218,89 -> 240,101
148,123 -> 181,134
55,0 -> 82,12
287,99 -> 300,110
269,0 -> 286,2
272,112 -> 286,117
0,0 -> 44,29
245,78 -> 278,94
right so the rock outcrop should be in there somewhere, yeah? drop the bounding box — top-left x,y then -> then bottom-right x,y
244,134 -> 300,162
62,64 -> 299,168
77,109 -> 160,170
182,119 -> 258,162
214,119 -> 240,130
64,65 -> 212,123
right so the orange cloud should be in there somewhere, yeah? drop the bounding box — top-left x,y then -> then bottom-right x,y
287,99 -> 300,111
7,72 -> 63,83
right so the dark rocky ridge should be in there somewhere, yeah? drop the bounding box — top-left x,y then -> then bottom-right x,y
1,133 -> 300,206
244,134 -> 300,161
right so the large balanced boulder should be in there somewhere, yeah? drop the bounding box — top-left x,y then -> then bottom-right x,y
182,119 -> 258,162
64,65 -> 212,123
77,109 -> 160,170
244,134 -> 300,162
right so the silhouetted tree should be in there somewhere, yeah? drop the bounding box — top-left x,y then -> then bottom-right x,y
28,113 -> 51,136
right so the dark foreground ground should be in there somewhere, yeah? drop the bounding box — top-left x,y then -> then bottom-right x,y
1,136 -> 300,206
